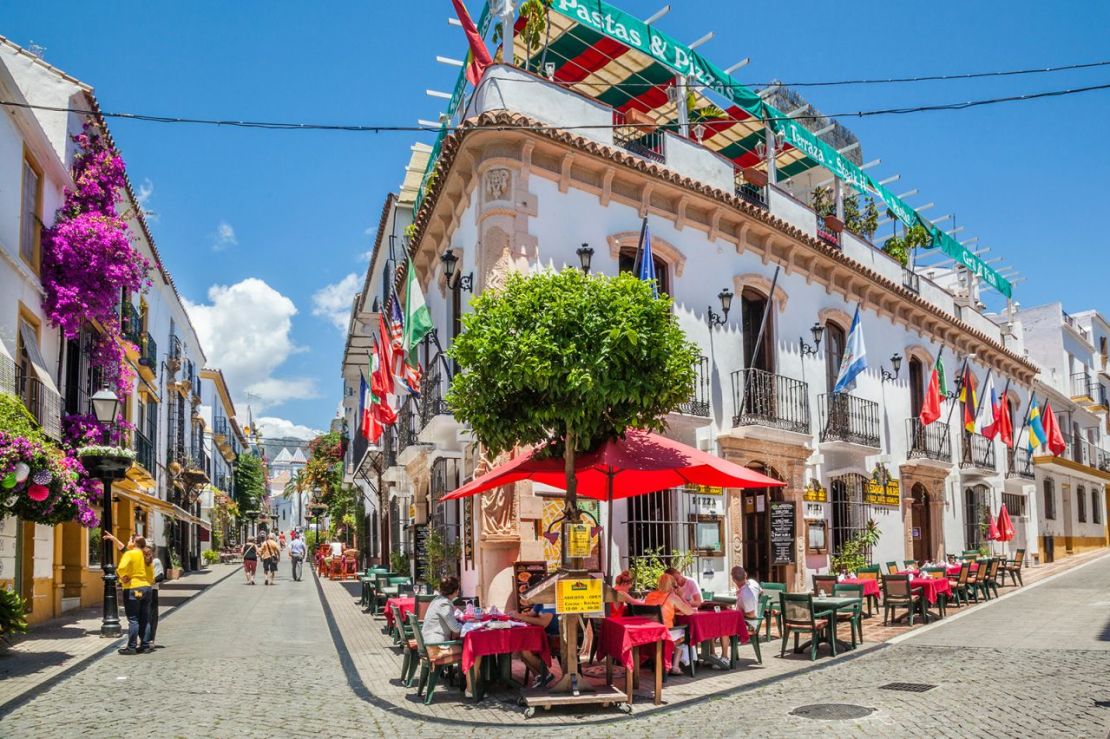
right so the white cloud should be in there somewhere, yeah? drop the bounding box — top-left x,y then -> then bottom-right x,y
255,416 -> 322,441
211,220 -> 237,252
136,178 -> 154,206
311,273 -> 359,331
184,278 -> 318,411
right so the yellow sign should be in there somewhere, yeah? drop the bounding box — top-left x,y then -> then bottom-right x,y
865,480 -> 900,507
566,524 -> 592,558
690,484 -> 723,495
555,578 -> 603,614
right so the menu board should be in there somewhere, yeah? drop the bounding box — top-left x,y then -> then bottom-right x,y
412,524 -> 429,583
770,501 -> 796,565
513,561 -> 548,610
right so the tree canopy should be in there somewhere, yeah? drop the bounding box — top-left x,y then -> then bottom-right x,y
446,269 -> 699,502
233,452 -> 265,514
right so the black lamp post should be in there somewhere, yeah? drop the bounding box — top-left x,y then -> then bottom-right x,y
707,288 -> 734,327
89,386 -> 124,638
309,501 -> 328,550
576,243 -> 594,274
800,321 -> 825,357
881,353 -> 904,382
440,249 -> 473,293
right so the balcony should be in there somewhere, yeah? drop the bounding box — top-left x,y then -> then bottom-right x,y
121,302 -> 142,345
13,366 -> 62,439
184,451 -> 211,486
902,268 -> 921,295
395,396 -> 420,463
1065,439 -> 1110,472
612,110 -> 665,164
419,360 -> 451,426
960,433 -> 996,471
213,417 -> 229,439
1071,372 -> 1094,401
906,418 -> 951,463
731,369 -> 810,436
167,335 -> 183,373
676,356 -> 711,417
134,430 -> 156,480
139,333 -> 157,369
1007,447 -> 1034,479
819,393 -> 880,448
733,169 -> 767,210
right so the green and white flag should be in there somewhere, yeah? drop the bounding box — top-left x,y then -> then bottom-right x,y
402,257 -> 433,364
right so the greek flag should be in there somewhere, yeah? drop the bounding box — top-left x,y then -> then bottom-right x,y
833,305 -> 867,394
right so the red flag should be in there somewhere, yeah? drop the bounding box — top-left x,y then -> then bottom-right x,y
451,0 -> 492,86
1042,401 -> 1066,456
371,340 -> 397,427
997,391 -> 1014,449
377,315 -> 395,397
919,364 -> 942,425
960,365 -> 977,433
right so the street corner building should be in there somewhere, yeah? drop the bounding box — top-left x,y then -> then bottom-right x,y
336,0 -> 1109,606
0,37 -> 255,626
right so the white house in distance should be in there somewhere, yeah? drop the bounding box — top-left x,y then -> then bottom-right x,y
342,4 -> 1107,605
267,443 -> 309,534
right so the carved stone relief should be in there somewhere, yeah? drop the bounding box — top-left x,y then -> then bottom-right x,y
485,168 -> 511,202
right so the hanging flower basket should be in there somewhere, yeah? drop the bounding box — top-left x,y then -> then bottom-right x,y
76,445 -> 135,479
1,432 -> 99,527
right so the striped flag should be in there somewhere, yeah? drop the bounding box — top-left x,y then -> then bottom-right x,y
391,294 -> 421,396
832,306 -> 867,394
402,257 -> 434,366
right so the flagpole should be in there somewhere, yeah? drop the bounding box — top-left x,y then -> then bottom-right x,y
1013,390 -> 1036,457
739,265 -> 781,422
631,216 -> 648,276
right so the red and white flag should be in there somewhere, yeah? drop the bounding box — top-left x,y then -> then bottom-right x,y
451,0 -> 493,86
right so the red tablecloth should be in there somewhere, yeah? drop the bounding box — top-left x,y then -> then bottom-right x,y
598,617 -> 675,672
946,563 -> 979,576
911,577 -> 951,604
839,578 -> 881,598
461,624 -> 551,673
383,596 -> 415,628
675,609 -> 750,645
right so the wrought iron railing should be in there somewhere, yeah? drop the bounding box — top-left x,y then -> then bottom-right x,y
1064,438 -> 1110,471
395,396 -> 419,455
1007,447 -> 1034,479
732,170 -> 767,210
419,354 -> 451,425
1071,371 -> 1093,399
906,418 -> 950,462
902,268 -> 921,294
14,367 -> 62,439
816,214 -> 841,247
960,433 -> 995,470
612,110 -> 665,164
214,417 -> 229,437
676,355 -> 710,417
121,301 -> 142,345
731,368 -> 810,434
167,334 -> 183,373
140,332 -> 157,369
134,430 -> 156,477
819,393 -> 880,447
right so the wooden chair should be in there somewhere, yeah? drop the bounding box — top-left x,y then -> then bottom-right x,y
922,566 -> 947,580
627,603 -> 694,678
760,583 -> 787,641
408,613 -> 464,705
1001,548 -> 1025,586
984,558 -> 1003,599
960,549 -> 979,562
947,561 -> 972,607
969,559 -> 992,602
855,566 -> 881,617
812,574 -> 838,596
392,605 -> 419,686
903,560 -> 917,571
885,561 -> 900,575
881,575 -> 922,626
779,593 -> 833,661
831,583 -> 864,647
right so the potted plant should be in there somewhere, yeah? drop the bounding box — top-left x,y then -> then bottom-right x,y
824,214 -> 845,233
0,588 -> 29,648
168,549 -> 182,581
76,445 -> 135,479
829,520 -> 882,575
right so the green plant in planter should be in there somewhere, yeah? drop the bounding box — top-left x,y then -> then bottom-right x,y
0,588 -> 29,639
201,549 -> 220,565
628,547 -> 696,594
389,550 -> 409,577
830,519 -> 882,574
169,548 -> 182,570
421,529 -> 461,591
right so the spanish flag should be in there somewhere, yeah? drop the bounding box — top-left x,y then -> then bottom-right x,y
959,365 -> 977,433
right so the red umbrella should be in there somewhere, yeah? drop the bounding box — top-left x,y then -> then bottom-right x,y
986,514 -> 1000,541
442,428 -> 784,576
996,504 -> 1015,542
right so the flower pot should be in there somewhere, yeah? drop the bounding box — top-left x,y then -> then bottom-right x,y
824,215 -> 845,233
78,452 -> 134,480
742,167 -> 768,187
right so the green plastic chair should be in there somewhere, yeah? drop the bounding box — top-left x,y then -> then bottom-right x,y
885,561 -> 900,575
947,561 -> 972,607
742,596 -> 764,664
779,593 -> 834,661
392,604 -> 419,686
881,574 -> 922,626
831,583 -> 864,646
760,583 -> 787,641
903,560 -> 917,570
408,613 -> 463,705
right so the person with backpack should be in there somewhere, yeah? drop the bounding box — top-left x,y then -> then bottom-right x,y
242,536 -> 259,585
288,531 -> 307,582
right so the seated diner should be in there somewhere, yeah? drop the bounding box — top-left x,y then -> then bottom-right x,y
643,573 -> 695,675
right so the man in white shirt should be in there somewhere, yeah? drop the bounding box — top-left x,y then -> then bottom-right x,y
731,565 -> 762,618
664,567 -> 703,608
288,531 -> 307,581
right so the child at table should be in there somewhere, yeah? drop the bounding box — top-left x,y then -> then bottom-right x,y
507,598 -> 560,689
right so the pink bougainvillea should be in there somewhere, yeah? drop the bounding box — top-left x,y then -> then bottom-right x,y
0,432 -> 99,528
40,123 -> 151,391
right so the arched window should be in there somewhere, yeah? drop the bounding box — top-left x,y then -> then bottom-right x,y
908,357 -> 925,417
618,247 -> 669,296
824,321 -> 847,390
829,473 -> 870,555
1043,478 -> 1056,520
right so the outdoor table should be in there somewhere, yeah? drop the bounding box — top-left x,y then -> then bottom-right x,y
463,624 -> 551,701
598,616 -> 673,706
838,577 -> 880,598
383,596 -> 416,629
911,577 -> 952,622
946,563 -> 978,576
810,596 -> 860,655
676,608 -> 750,669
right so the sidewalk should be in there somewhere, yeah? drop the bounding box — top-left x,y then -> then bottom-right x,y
313,548 -> 1108,725
0,563 -> 240,712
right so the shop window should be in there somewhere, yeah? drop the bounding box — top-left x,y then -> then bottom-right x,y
1043,479 -> 1056,520
829,474 -> 870,555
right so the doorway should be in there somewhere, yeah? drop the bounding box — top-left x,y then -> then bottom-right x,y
741,463 -> 783,582
910,483 -> 931,563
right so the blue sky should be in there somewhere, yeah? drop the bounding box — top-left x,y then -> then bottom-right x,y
6,1 -> 1110,438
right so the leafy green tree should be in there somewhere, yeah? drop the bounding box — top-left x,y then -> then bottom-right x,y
234,452 -> 265,515
446,269 -> 699,515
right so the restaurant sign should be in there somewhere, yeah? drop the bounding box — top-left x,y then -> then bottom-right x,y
556,577 -> 603,614
865,479 -> 901,507
802,479 -> 828,504
566,523 -> 593,558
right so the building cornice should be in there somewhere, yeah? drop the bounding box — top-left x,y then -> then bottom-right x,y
403,111 -> 1037,385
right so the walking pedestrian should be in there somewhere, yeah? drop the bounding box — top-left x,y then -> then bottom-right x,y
242,536 -> 259,585
288,531 -> 306,582
259,533 -> 281,585
278,531 -> 286,550
107,533 -> 154,655
146,545 -> 165,648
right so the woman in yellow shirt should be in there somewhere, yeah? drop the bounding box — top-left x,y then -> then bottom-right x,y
111,534 -> 155,654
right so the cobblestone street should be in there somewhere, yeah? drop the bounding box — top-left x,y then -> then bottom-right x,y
2,555 -> 1108,738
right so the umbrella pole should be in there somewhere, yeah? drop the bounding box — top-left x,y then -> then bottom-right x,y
606,473 -> 614,585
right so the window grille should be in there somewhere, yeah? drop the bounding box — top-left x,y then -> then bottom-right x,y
829,474 -> 870,556
964,484 -> 989,551
1093,489 -> 1102,525
1001,492 -> 1026,518
625,487 -> 724,573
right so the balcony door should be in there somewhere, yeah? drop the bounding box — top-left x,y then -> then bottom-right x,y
740,289 -> 774,373
910,483 -> 932,563
824,322 -> 846,391
909,357 -> 925,418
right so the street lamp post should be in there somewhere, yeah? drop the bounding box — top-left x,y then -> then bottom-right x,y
89,387 -> 124,638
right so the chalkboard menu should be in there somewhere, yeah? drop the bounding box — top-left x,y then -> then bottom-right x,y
513,561 -> 549,610
770,501 -> 796,565
412,524 -> 429,583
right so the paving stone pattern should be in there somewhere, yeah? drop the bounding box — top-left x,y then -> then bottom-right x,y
1,555 -> 1108,737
